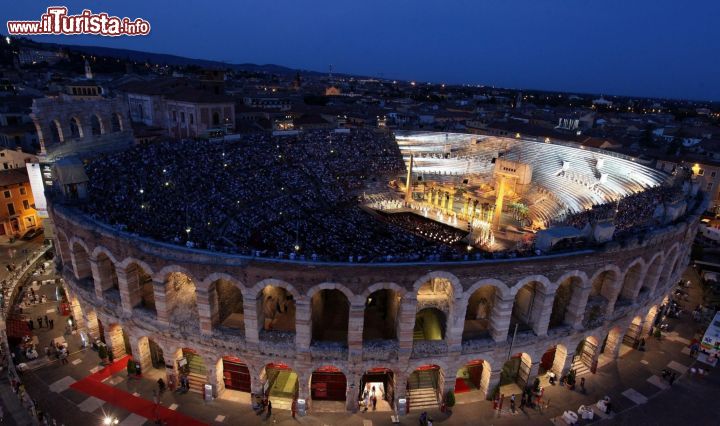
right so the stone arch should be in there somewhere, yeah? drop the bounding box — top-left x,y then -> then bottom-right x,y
412,271 -> 463,297
500,352 -> 533,389
161,271 -> 199,331
255,279 -> 297,337
549,272 -> 586,330
204,275 -> 245,334
363,286 -> 402,341
69,238 -> 91,281
250,278 -> 300,300
641,252 -> 664,296
454,358 -> 491,398
307,282 -> 356,303
509,276 -> 551,335
90,113 -> 104,135
618,258 -> 646,303
215,355 -> 255,395
153,265 -> 199,285
55,230 -> 71,265
111,112 -> 123,132
69,116 -> 83,138
462,280 -> 504,341
585,265 -> 621,327
311,287 -> 350,344
49,119 -> 63,143
92,249 -> 120,299
360,282 -> 407,300
658,244 -> 680,290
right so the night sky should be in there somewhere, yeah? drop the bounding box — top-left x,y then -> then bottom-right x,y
3,1 -> 719,101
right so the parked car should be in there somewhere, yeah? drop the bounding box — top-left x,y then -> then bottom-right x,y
21,227 -> 44,240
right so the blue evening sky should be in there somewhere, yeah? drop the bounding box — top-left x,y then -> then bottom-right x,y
3,1 -> 719,100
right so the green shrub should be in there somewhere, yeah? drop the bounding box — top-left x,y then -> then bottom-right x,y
127,359 -> 136,375
445,390 -> 456,407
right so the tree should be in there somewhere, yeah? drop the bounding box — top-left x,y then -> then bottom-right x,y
445,390 -> 456,407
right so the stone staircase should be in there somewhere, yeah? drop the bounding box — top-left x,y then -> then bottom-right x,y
413,329 -> 425,340
186,353 -> 207,394
571,356 -> 591,377
408,371 -> 438,410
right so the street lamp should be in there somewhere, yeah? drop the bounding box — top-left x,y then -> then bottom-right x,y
103,415 -> 119,425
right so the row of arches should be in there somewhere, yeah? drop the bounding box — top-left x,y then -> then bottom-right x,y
71,298 -> 663,412
45,112 -> 124,144
57,230 -> 687,356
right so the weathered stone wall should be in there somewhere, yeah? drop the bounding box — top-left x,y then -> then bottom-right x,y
50,194 -> 704,410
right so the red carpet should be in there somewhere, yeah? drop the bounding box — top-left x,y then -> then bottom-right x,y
454,378 -> 470,394
70,356 -> 207,426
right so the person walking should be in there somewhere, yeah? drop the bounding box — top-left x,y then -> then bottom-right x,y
44,315 -> 49,328
372,394 -> 377,411
49,318 -> 54,329
510,394 -> 516,413
36,316 -> 42,329
520,392 -> 526,411
27,319 -> 33,330
266,399 -> 272,418
291,399 -> 297,418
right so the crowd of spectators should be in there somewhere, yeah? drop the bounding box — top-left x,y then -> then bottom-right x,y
562,185 -> 686,232
82,130 -> 461,262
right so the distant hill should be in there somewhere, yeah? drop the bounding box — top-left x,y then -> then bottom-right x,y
14,37 -> 328,76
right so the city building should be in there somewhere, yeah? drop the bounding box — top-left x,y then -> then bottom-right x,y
0,168 -> 41,241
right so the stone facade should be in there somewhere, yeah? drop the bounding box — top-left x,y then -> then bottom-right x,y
50,194 -> 703,412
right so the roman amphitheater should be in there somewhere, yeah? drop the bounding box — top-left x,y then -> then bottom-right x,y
48,130 -> 705,413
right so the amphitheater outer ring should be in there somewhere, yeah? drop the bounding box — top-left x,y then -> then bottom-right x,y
50,198 -> 702,410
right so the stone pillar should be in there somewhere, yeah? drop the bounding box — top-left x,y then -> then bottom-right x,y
553,348 -> 574,377
153,279 -> 170,326
251,373 -> 264,409
394,371 -> 408,408
116,268 -> 137,316
446,297 -> 466,352
213,359 -> 225,397
346,372 -> 362,412
447,192 -> 454,212
604,328 -> 625,360
566,287 -> 590,329
82,307 -> 99,339
490,292 -> 513,342
396,297 -> 418,359
196,288 -> 214,336
243,293 -> 260,345
71,252 -> 91,281
348,301 -> 364,360
130,336 -> 152,373
103,324 -> 126,359
486,368 -> 502,399
527,361 -> 541,386
532,288 -> 555,337
295,298 -> 311,351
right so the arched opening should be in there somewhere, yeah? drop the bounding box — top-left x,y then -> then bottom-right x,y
70,242 -> 93,292
56,233 -> 71,265
262,362 -> 298,410
408,365 -> 441,410
623,316 -> 643,351
111,113 -> 123,132
311,366 -> 347,411
500,353 -> 532,394
69,116 -> 83,138
359,368 -> 394,411
210,279 -> 244,335
178,348 -> 206,394
125,262 -> 156,318
642,256 -> 663,297
510,281 -> 544,335
90,114 -> 103,135
618,262 -> 643,306
258,285 -> 295,341
363,289 -> 400,342
165,272 -> 198,332
136,336 -> 165,374
104,323 -> 131,359
573,336 -> 598,375
463,286 -> 496,341
658,248 -> 678,293
584,270 -> 617,328
549,277 -> 579,329
413,308 -> 446,341
415,277 -> 454,343
311,289 -> 349,345
219,356 -> 251,397
95,252 -> 119,303
454,359 -> 490,398
49,120 -> 63,143
601,326 -> 623,360
539,344 -> 568,383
